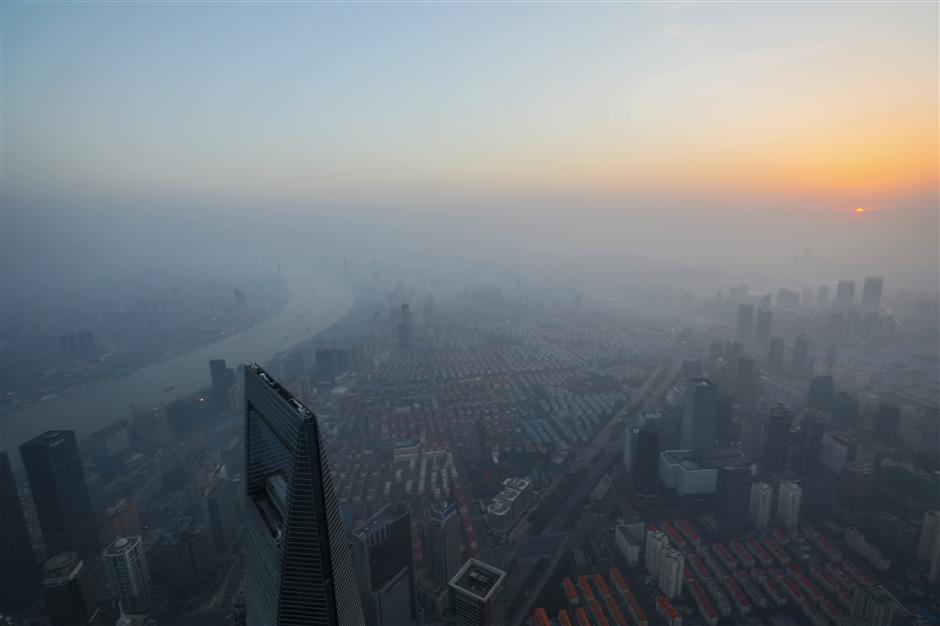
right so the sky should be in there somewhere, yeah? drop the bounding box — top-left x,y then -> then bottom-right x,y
2,2 -> 938,290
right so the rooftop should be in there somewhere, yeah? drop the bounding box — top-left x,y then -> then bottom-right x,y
450,558 -> 506,602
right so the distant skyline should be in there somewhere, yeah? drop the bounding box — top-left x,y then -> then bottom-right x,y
2,2 -> 936,212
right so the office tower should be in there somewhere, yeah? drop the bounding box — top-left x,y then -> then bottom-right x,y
777,481 -> 803,529
833,391 -> 859,427
807,375 -> 834,413
764,404 -> 793,471
717,466 -> 752,531
398,303 -> 413,350
280,351 -> 304,384
754,308 -> 772,345
428,501 -> 462,588
634,429 -> 659,498
862,277 -> 884,312
659,549 -> 684,600
715,393 -> 733,443
797,411 -> 826,474
707,338 -> 723,363
352,503 -> 417,626
447,559 -> 507,626
816,284 -> 830,308
645,530 -> 669,577
0,450 -> 38,611
767,335 -> 785,372
839,461 -> 874,510
103,536 -> 151,613
243,363 -> 364,626
315,347 -> 339,383
776,288 -> 800,311
104,498 -> 141,543
20,431 -> 99,559
76,331 -> 97,359
624,427 -> 639,468
735,356 -> 756,405
850,585 -> 895,626
792,334 -> 810,374
836,280 -> 856,308
874,404 -> 901,447
209,359 -> 234,406
681,378 -> 717,453
918,511 -> 940,563
736,304 -> 754,342
749,482 -> 773,530
203,467 -> 237,554
42,551 -> 101,626
740,417 -> 765,460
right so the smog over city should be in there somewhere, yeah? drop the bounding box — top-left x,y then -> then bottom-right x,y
1,3 -> 937,626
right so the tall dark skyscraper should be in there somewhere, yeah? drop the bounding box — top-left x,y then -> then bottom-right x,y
0,450 -> 39,611
716,466 -> 752,531
633,428 -> 659,498
448,559 -> 507,626
41,551 -> 102,626
792,333 -> 810,374
861,276 -> 884,312
427,501 -> 462,589
775,288 -> 800,311
797,411 -> 826,474
352,502 -> 417,626
836,280 -> 856,308
735,356 -> 756,405
398,303 -> 413,350
764,403 -> 793,471
244,363 -> 364,626
754,308 -> 772,344
807,375 -> 835,413
874,404 -> 901,447
681,378 -> 717,453
20,431 -> 99,559
736,304 -> 754,342
767,335 -> 785,372
209,358 -> 234,406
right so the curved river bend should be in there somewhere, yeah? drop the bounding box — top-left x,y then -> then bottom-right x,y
1,272 -> 352,451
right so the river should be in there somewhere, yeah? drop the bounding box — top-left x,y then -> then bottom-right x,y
0,271 -> 353,453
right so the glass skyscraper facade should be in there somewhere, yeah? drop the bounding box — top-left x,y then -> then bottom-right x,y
244,363 -> 364,626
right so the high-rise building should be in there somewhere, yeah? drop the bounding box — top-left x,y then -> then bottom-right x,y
717,466 -> 752,531
735,356 -> 756,405
816,285 -> 830,309
243,363 -> 364,626
776,288 -> 800,311
807,375 -> 835,413
850,585 -> 895,626
836,280 -> 856,308
633,429 -> 659,498
623,427 -> 638,469
873,404 -> 901,447
681,378 -> 717,453
861,277 -> 884,312
740,417 -> 765,460
0,450 -> 38,611
645,530 -> 669,577
792,334 -> 810,374
754,308 -> 772,345
749,482 -> 773,530
801,288 -> 814,309
767,335 -> 785,371
736,304 -> 754,342
102,536 -> 151,614
839,461 -> 874,510
797,411 -> 826,474
448,559 -> 507,626
352,503 -> 417,626
42,551 -> 102,626
209,359 -> 234,406
203,467 -> 237,555
659,549 -> 684,599
427,501 -> 462,589
398,303 -> 413,350
918,511 -> 940,563
777,481 -> 803,529
832,391 -> 860,428
20,431 -> 99,559
764,404 -> 793,471
715,393 -> 733,443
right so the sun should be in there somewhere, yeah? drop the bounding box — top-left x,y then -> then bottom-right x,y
855,207 -> 866,214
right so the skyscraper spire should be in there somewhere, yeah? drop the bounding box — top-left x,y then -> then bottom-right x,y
244,363 -> 364,626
